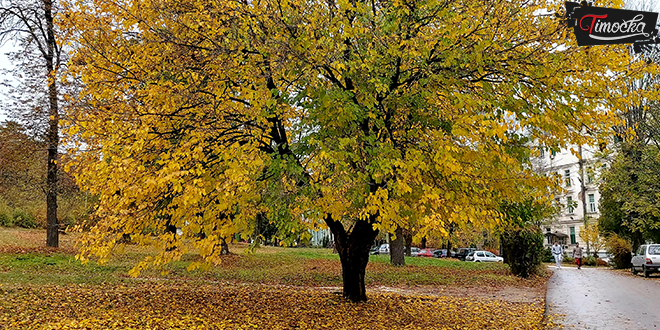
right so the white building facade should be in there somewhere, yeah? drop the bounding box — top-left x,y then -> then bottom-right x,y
533,145 -> 609,250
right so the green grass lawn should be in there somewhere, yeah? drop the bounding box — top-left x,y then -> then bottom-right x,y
0,228 -> 523,288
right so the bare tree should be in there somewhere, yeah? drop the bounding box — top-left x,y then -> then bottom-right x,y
0,0 -> 62,247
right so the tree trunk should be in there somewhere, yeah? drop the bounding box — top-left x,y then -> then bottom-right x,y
44,0 -> 59,248
578,145 -> 590,254
421,236 -> 427,249
404,230 -> 413,257
390,227 -> 405,266
220,237 -> 230,255
325,214 -> 379,302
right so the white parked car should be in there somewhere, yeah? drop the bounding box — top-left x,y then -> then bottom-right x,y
632,244 -> 660,277
465,250 -> 503,262
596,251 -> 613,264
378,244 -> 390,254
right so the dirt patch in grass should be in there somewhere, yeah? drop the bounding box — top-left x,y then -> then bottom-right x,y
0,227 -> 78,252
368,282 -> 546,303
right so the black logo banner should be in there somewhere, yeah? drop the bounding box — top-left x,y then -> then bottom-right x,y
566,2 -> 658,46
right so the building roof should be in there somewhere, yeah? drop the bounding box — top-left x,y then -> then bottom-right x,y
544,231 -> 568,238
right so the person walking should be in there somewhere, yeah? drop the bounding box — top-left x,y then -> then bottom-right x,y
573,242 -> 584,269
552,241 -> 563,268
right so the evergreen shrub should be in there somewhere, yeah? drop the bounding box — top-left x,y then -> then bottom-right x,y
583,256 -> 597,266
500,226 -> 544,278
541,247 -> 553,263
12,210 -> 36,228
0,212 -> 12,227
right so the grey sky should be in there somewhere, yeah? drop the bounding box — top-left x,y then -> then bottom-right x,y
0,43 -> 17,123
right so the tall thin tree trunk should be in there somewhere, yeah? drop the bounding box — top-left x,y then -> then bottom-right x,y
404,230 -> 412,257
578,144 -> 590,254
325,214 -> 379,302
44,0 -> 59,248
390,227 -> 405,266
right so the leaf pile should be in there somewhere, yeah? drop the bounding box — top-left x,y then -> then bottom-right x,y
0,282 -> 548,329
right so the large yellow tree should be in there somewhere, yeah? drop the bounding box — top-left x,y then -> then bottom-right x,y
63,0 -> 651,301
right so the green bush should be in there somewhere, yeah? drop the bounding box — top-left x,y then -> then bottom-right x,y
500,226 -> 544,278
0,212 -> 13,227
61,215 -> 78,228
563,254 -> 575,264
583,256 -> 597,266
541,247 -> 553,263
12,210 -> 36,228
606,234 -> 632,269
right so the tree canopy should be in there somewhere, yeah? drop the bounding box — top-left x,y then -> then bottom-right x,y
63,0 -> 652,301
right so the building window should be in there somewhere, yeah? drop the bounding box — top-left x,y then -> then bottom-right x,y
567,196 -> 574,214
564,169 -> 571,187
587,167 -> 594,184
589,194 -> 596,213
551,149 -> 557,159
540,148 -> 545,158
570,227 -> 576,245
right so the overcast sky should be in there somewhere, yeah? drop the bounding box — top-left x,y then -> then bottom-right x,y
0,43 -> 17,123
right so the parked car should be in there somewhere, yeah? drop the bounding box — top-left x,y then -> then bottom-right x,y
455,248 -> 477,261
432,249 -> 448,258
418,249 -> 434,257
596,251 -> 613,264
369,246 -> 380,255
465,250 -> 503,262
631,244 -> 660,277
409,247 -> 420,256
378,244 -> 390,255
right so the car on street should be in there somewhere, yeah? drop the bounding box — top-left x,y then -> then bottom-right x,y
369,245 -> 380,255
432,249 -> 448,258
465,250 -> 503,262
417,249 -> 434,257
409,247 -> 420,256
596,251 -> 613,264
378,244 -> 390,255
455,248 -> 476,261
631,244 -> 660,277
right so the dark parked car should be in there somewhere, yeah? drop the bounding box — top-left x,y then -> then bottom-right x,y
432,249 -> 448,258
455,248 -> 477,261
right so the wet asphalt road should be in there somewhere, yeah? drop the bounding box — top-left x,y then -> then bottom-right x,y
546,266 -> 660,330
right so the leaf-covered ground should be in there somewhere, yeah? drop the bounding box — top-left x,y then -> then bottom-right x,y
1,282 -> 547,329
0,229 -> 551,329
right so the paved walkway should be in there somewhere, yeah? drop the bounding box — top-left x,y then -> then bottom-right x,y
546,266 -> 660,329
